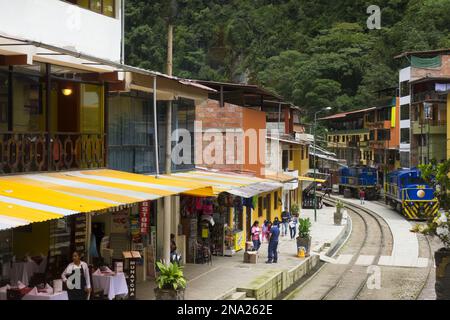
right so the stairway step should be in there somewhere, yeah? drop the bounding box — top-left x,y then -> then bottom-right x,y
227,291 -> 247,300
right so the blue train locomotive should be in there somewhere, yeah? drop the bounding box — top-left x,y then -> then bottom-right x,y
338,166 -> 379,200
384,168 -> 438,220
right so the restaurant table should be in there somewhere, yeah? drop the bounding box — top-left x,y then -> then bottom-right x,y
10,261 -> 38,286
92,272 -> 128,300
22,290 -> 69,300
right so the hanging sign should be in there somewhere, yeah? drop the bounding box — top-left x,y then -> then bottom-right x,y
139,201 -> 150,234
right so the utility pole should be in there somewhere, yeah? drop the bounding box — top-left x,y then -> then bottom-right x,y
163,0 -> 177,266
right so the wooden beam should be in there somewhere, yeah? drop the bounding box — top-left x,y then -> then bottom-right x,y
108,80 -> 126,92
80,71 -> 121,83
0,54 -> 29,66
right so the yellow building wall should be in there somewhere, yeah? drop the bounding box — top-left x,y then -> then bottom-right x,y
231,189 -> 283,241
12,221 -> 50,258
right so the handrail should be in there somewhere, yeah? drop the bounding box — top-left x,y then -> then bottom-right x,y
0,132 -> 105,174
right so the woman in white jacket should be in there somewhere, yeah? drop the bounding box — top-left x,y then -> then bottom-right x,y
61,251 -> 91,300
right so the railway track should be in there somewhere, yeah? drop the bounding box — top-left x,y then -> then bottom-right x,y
287,196 -> 434,300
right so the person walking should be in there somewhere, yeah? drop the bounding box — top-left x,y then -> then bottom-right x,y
281,211 -> 290,237
359,188 -> 366,205
289,215 -> 298,240
251,221 -> 261,251
266,221 -> 280,264
261,220 -> 268,243
61,251 -> 91,300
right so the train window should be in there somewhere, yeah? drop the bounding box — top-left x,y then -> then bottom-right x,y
401,177 -> 425,185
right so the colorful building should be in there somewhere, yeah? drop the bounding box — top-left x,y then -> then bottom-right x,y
322,90 -> 400,183
395,49 -> 450,167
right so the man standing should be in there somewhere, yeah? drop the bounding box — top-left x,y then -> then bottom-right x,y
281,210 -> 291,237
266,221 -> 280,264
359,189 -> 366,205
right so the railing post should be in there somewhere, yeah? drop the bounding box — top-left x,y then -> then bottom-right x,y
45,63 -> 51,171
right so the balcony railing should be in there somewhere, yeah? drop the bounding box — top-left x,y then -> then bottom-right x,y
412,90 -> 447,104
411,120 -> 447,135
0,132 -> 105,174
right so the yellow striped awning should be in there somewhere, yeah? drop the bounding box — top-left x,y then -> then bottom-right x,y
0,169 -> 213,231
161,170 -> 279,195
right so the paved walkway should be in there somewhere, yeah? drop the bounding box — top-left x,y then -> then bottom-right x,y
137,206 -> 347,300
334,196 -> 428,268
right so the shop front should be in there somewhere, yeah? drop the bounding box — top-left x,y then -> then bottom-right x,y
166,170 -> 283,261
0,169 -> 213,300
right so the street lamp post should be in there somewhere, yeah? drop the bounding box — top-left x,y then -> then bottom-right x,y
313,107 -> 332,222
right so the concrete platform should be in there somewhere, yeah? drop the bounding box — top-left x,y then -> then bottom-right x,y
333,196 -> 429,268
137,206 -> 348,300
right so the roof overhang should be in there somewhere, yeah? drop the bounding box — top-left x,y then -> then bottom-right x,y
0,33 -> 215,101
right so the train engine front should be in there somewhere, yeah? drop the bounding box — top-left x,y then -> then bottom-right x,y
338,166 -> 379,200
385,168 -> 438,220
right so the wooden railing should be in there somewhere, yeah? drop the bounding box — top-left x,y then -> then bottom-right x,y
0,132 -> 105,174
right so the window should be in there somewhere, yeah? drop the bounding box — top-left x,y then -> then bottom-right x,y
65,0 -> 116,18
258,197 -> 263,217
274,191 -> 278,210
400,104 -> 410,120
289,149 -> 293,161
0,71 -> 9,131
80,84 -> 103,133
301,145 -> 304,160
400,152 -> 410,168
282,150 -> 289,170
377,108 -> 391,121
400,81 -> 410,97
306,145 -> 309,159
266,194 -> 272,218
377,129 -> 391,141
369,130 -> 375,141
400,128 -> 410,144
12,72 -> 44,132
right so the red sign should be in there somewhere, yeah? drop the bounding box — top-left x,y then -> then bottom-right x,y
139,201 -> 150,234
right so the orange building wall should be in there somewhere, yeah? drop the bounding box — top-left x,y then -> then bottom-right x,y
242,107 -> 266,177
196,99 -> 266,177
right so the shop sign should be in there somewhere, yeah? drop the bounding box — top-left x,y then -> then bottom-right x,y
129,260 -> 136,299
139,201 -> 150,234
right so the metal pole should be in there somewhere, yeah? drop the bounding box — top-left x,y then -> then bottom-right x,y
121,0 -> 125,64
153,76 -> 160,176
278,103 -> 281,171
427,117 -> 430,164
313,111 -> 317,222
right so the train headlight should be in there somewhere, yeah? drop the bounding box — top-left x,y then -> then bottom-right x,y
417,190 -> 425,198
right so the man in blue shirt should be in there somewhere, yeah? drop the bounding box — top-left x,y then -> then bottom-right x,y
266,222 -> 280,263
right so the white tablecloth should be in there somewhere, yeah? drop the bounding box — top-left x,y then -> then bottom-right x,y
92,272 -> 128,300
10,261 -> 38,286
22,291 -> 69,300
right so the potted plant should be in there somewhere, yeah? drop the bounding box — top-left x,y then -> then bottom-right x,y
297,217 -> 312,257
291,203 -> 300,217
334,200 -> 344,225
154,261 -> 187,300
411,160 -> 450,300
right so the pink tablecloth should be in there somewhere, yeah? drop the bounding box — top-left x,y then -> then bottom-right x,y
92,272 -> 128,300
22,291 -> 68,300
